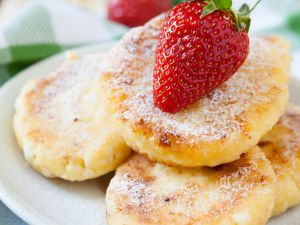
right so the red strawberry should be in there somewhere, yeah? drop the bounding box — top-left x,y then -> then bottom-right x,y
107,0 -> 173,27
153,0 -> 257,114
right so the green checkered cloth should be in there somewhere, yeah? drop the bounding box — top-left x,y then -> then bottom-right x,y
0,0 -> 127,85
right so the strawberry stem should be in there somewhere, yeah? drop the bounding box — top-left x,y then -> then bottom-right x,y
202,0 -> 263,33
239,0 -> 263,16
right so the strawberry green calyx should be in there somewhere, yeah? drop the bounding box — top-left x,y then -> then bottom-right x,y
234,4 -> 251,32
201,0 -> 262,33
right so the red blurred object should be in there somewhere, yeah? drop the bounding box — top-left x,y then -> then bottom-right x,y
107,0 -> 172,27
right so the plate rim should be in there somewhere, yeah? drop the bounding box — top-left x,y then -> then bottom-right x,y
0,41 -> 116,225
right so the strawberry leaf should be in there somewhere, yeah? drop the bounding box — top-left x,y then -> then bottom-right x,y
201,1 -> 218,18
239,4 -> 250,14
237,14 -> 251,32
213,0 -> 232,10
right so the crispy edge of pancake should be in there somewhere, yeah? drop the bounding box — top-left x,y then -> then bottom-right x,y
260,104 -> 300,216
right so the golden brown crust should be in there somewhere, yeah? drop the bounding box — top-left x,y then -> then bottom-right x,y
99,15 -> 290,167
106,147 -> 276,225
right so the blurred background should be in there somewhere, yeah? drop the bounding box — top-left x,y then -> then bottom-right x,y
0,0 -> 299,85
0,0 -> 299,224
0,0 -> 299,40
0,0 -> 106,24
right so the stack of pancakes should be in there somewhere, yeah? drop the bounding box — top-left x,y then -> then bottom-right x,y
14,15 -> 300,225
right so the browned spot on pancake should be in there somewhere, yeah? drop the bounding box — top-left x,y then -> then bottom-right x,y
258,141 -> 271,148
158,133 -> 172,147
260,105 -> 300,164
259,142 -> 290,165
234,112 -> 250,138
24,74 -> 68,117
121,78 -> 134,86
131,122 -> 153,137
280,110 -> 300,134
137,119 -> 145,126
122,155 -> 156,183
28,129 -> 52,145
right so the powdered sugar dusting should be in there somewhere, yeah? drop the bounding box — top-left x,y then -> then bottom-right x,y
29,55 -> 105,146
103,16 -> 289,142
110,173 -> 158,212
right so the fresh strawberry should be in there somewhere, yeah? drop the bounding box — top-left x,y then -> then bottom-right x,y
107,0 -> 173,27
153,0 -> 259,114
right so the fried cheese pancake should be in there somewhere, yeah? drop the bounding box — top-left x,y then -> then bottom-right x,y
99,16 -> 290,167
14,54 -> 131,181
260,104 -> 300,216
106,147 -> 276,225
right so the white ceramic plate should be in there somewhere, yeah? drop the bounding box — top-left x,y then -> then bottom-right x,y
0,44 -> 300,225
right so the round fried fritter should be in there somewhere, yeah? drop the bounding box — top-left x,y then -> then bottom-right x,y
99,15 -> 290,167
14,54 -> 131,181
106,147 -> 276,225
